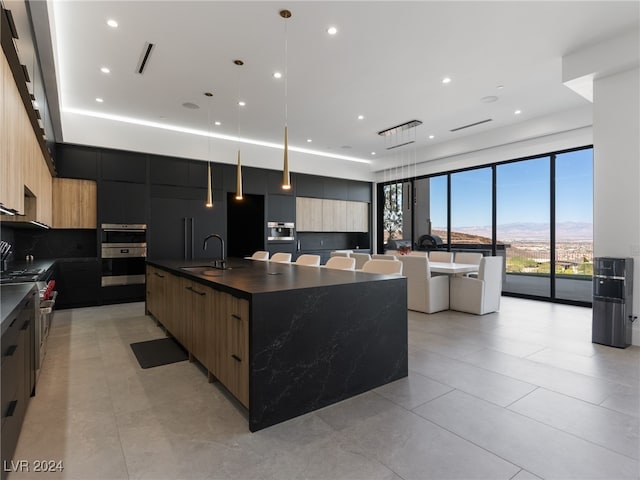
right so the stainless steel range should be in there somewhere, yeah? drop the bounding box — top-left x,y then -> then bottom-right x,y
101,224 -> 147,286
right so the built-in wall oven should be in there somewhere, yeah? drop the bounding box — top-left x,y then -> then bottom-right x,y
101,224 -> 147,286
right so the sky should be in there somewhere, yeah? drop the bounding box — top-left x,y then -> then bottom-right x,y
429,148 -> 593,229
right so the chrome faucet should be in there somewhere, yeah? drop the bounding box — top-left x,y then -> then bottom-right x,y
202,234 -> 226,269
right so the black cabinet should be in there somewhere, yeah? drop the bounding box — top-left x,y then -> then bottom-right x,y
347,180 -> 371,202
1,287 -> 36,480
55,259 -> 101,309
150,157 -> 211,189
149,187 -> 225,261
100,181 -> 148,224
54,144 -> 99,180
267,194 -> 295,222
101,150 -> 147,183
295,173 -> 324,198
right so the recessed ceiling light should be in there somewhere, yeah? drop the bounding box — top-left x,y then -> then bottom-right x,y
327,26 -> 338,35
214,121 -> 221,126
481,95 -> 498,103
514,109 -> 522,115
182,102 -> 200,109
497,85 -> 504,89
95,97 -> 104,103
100,67 -> 110,74
371,152 -> 376,155
442,77 -> 452,84
238,101 -> 246,107
357,115 -> 364,120
273,72 -> 282,79
107,19 -> 118,28
429,135 -> 435,139
306,138 -> 312,143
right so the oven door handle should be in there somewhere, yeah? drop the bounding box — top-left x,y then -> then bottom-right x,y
191,218 -> 194,260
183,218 -> 187,260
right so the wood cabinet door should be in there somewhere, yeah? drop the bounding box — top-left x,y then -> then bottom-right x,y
296,197 -> 323,231
185,280 -> 209,365
217,292 -> 249,408
52,178 -> 97,228
322,199 -> 347,231
346,201 -> 369,232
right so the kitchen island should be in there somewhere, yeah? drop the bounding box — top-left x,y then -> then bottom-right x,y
146,258 -> 407,431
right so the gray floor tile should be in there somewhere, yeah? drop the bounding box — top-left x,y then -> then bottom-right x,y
415,389 -> 639,479
509,387 -> 639,459
374,371 -> 454,410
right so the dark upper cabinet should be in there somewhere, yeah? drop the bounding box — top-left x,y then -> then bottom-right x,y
101,150 -> 147,183
234,165 -> 265,195
295,173 -> 324,198
323,177 -> 348,200
54,144 -> 99,180
347,180 -> 371,202
267,194 -> 295,222
150,157 -> 213,189
100,181 -> 148,224
267,169 -> 294,195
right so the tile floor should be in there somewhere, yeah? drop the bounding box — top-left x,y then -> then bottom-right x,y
9,298 -> 640,480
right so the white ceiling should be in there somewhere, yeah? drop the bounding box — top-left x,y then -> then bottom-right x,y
22,1 -> 640,179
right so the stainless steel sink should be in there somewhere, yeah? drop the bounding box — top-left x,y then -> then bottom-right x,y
180,266 -> 222,276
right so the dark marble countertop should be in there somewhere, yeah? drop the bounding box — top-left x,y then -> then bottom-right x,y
1,283 -> 38,335
148,257 -> 402,298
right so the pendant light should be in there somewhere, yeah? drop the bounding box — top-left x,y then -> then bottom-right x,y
205,91 -> 214,208
280,9 -> 292,190
234,59 -> 244,200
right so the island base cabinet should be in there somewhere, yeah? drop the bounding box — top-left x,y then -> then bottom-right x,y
212,291 -> 249,409
182,278 -> 209,366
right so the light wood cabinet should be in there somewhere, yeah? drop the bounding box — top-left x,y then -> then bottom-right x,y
296,197 -> 323,231
296,196 -> 369,232
1,52 -> 25,214
215,291 -> 249,408
346,201 -> 369,232
146,268 -> 249,408
52,178 -> 97,228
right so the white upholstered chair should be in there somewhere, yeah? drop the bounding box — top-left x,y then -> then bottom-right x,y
324,256 -> 356,270
450,256 -> 503,315
454,252 -> 483,277
398,255 -> 450,313
270,252 -> 292,263
250,250 -> 269,261
409,251 -> 428,257
428,251 -> 453,263
361,259 -> 403,276
351,253 -> 372,270
330,250 -> 352,258
295,254 -> 321,266
372,254 -> 398,261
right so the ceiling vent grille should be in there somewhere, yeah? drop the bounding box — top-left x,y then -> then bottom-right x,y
136,42 -> 155,74
450,118 -> 492,132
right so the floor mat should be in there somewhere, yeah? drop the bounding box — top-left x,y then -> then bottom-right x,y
130,337 -> 188,369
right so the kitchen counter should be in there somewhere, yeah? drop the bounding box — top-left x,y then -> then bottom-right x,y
1,283 -> 37,335
147,257 -> 408,431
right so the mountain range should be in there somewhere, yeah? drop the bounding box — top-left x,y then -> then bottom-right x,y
442,222 -> 593,242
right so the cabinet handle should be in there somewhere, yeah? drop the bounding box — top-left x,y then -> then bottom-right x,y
154,272 -> 165,278
4,345 -> 17,358
231,314 -> 241,321
21,320 -> 30,330
231,354 -> 242,362
8,317 -> 17,328
186,286 -> 205,296
4,400 -> 17,418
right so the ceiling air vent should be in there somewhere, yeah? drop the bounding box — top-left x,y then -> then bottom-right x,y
450,118 -> 492,132
135,42 -> 155,74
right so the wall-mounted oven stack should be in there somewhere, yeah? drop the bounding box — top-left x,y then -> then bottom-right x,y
101,224 -> 147,287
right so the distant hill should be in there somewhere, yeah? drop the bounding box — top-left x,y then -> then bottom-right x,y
433,222 -> 593,242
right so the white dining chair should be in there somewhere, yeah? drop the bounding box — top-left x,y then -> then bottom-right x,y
450,256 -> 503,315
454,252 -> 483,277
428,251 -> 453,263
408,251 -> 427,257
372,254 -> 398,261
324,256 -> 356,270
351,253 -> 371,270
361,259 -> 403,276
398,255 -> 450,313
270,252 -> 292,263
330,250 -> 352,258
250,250 -> 269,261
295,254 -> 321,266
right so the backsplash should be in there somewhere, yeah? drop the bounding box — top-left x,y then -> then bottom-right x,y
2,225 -> 98,260
297,232 -> 370,251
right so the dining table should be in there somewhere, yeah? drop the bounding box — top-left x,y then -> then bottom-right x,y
429,261 -> 479,275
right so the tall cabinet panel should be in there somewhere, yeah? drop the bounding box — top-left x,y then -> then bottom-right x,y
1,52 -> 24,214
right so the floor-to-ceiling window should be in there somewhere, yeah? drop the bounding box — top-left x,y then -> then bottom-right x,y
497,157 -> 551,297
554,149 -> 594,303
378,146 -> 593,306
450,167 -> 492,248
